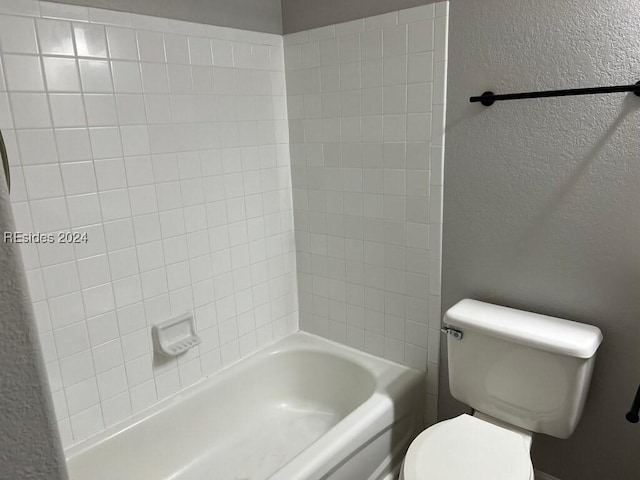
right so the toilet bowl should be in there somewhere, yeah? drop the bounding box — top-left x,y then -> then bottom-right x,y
400,414 -> 534,480
399,299 -> 603,480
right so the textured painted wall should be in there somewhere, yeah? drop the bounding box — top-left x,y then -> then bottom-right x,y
282,0 -> 434,34
0,172 -> 67,478
442,0 -> 640,479
27,0 -> 282,34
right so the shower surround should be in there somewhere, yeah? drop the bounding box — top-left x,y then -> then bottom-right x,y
284,3 -> 448,424
1,0 -> 296,447
0,0 -> 447,449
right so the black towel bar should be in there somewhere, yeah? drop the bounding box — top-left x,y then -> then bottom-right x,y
470,81 -> 640,106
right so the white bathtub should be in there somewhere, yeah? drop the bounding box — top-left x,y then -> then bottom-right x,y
66,333 -> 425,480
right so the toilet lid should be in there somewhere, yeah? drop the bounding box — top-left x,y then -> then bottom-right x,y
403,414 -> 533,480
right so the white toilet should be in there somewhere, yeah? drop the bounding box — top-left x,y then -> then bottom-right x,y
401,299 -> 603,480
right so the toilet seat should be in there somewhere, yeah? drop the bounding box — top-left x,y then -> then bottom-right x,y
401,414 -> 534,480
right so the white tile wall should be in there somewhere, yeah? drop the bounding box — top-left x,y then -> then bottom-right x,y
284,2 -> 448,425
1,1 -> 296,447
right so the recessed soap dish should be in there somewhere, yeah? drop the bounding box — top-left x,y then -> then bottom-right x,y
152,312 -> 201,357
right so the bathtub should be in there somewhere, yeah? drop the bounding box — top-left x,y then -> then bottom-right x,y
66,332 -> 425,480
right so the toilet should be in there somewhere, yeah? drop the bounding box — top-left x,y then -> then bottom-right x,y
401,299 -> 603,480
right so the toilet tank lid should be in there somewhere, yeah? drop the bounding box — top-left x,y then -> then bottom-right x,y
444,299 -> 603,358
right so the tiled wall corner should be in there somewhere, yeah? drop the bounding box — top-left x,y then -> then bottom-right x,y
284,1 -> 448,422
1,0 -> 296,447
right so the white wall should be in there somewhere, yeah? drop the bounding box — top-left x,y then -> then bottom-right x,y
1,0 -> 297,448
284,2 -> 448,424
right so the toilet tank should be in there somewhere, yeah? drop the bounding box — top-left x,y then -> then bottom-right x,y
444,299 -> 603,439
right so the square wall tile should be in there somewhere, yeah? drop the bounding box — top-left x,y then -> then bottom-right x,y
54,322 -> 90,359
408,20 -> 434,53
10,93 -> 51,128
37,18 -> 75,56
84,94 -> 117,126
48,291 -> 84,330
67,193 -> 101,227
382,24 -> 407,57
89,127 -> 122,159
43,57 -> 81,92
50,94 -> 86,127
111,61 -> 143,93
164,33 -> 189,64
211,39 -> 233,67
120,125 -> 150,156
141,63 -> 169,93
79,60 -> 113,92
56,128 -> 92,162
189,37 -> 212,66
0,15 -> 38,54
106,26 -> 138,60
23,164 -> 64,200
137,30 -> 165,63
94,158 -> 126,190
60,161 -> 97,195
116,94 -> 146,125
3,54 -> 44,91
31,197 -> 69,232
73,23 -> 108,58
